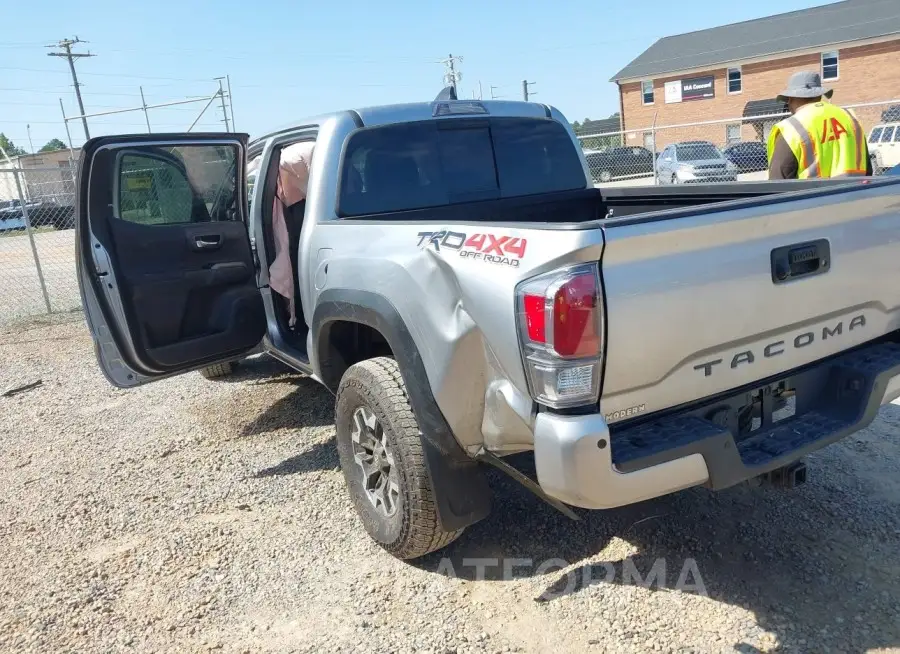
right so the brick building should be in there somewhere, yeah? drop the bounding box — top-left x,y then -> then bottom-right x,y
611,0 -> 900,151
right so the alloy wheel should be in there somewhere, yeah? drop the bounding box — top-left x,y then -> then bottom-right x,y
350,406 -> 400,518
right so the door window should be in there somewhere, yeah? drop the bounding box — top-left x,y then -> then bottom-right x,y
247,153 -> 263,211
869,127 -> 884,143
116,145 -> 238,226
881,126 -> 896,143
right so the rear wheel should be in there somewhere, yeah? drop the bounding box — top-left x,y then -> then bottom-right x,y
335,357 -> 463,559
198,361 -> 234,379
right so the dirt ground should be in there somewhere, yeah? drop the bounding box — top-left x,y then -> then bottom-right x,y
0,317 -> 898,653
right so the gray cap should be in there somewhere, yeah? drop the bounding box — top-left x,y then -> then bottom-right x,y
777,71 -> 834,102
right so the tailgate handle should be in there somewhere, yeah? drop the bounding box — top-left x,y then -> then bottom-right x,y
771,239 -> 830,284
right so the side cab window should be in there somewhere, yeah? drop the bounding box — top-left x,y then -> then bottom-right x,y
116,145 -> 239,225
247,152 -> 263,213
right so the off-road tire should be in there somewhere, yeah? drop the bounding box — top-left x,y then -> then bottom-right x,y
198,361 -> 235,379
335,357 -> 463,559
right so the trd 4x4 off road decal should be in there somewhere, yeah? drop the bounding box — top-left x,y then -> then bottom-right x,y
416,230 -> 527,268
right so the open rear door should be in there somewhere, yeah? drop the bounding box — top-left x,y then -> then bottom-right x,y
77,133 -> 266,388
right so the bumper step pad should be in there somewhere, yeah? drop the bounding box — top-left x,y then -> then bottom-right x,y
610,341 -> 900,490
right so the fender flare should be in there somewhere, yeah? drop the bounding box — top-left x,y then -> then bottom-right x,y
312,288 -> 492,532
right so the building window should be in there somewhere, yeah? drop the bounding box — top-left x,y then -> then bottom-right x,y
641,80 -> 654,105
822,51 -> 839,80
727,67 -> 742,94
726,123 -> 741,145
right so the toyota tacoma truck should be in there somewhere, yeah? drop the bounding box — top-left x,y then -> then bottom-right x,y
75,96 -> 900,559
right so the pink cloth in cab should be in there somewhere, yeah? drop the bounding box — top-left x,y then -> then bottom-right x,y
269,142 -> 315,326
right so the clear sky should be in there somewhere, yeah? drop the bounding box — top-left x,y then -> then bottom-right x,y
2,0 -> 829,151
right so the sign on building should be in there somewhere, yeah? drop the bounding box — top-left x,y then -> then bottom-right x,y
664,75 -> 716,103
664,81 -> 682,104
682,75 -> 715,101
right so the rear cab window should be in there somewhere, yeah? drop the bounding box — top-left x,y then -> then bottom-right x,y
337,117 -> 586,217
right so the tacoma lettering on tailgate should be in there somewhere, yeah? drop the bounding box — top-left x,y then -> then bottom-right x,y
693,314 -> 867,377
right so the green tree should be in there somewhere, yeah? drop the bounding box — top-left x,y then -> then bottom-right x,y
38,138 -> 67,153
0,133 -> 27,158
573,113 -> 623,150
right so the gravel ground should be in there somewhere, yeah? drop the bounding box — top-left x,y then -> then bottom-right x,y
0,317 -> 898,654
0,229 -> 80,325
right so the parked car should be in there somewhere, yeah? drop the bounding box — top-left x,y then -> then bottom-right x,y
0,199 -> 36,232
868,122 -> 900,174
885,163 -> 900,176
0,197 -> 74,231
723,141 -> 769,173
584,146 -> 654,183
75,95 -> 900,561
656,140 -> 739,184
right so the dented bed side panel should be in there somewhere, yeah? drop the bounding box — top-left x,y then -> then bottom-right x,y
307,221 -> 604,452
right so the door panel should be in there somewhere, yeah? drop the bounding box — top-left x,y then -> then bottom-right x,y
77,134 -> 265,388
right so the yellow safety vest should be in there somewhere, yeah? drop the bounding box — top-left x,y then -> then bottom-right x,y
767,102 -> 869,178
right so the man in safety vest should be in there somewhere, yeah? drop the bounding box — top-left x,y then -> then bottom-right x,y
767,71 -> 871,179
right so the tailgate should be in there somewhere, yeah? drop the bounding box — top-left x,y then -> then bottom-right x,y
598,180 -> 900,422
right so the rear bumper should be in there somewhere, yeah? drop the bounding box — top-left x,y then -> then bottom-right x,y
534,340 -> 900,510
534,412 -> 709,509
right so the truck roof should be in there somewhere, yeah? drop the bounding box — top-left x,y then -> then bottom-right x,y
250,99 -> 559,145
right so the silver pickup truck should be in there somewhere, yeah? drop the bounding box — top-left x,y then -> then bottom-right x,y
76,97 -> 900,560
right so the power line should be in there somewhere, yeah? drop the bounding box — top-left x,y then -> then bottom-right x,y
0,87 -> 147,96
47,37 -> 94,140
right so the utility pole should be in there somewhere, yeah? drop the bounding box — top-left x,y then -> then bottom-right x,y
47,37 -> 94,141
478,81 -> 483,100
225,74 -> 236,130
490,85 -> 502,100
215,78 -> 231,131
440,54 -> 463,94
26,124 -> 35,154
522,80 -> 537,102
140,86 -> 151,133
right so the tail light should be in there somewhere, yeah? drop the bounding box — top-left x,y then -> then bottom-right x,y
516,263 -> 604,409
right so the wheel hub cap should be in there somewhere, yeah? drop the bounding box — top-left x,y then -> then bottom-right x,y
350,406 -> 399,518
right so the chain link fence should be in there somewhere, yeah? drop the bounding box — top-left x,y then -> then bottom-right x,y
0,166 -> 79,325
579,99 -> 900,187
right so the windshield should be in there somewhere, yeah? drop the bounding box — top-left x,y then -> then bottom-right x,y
677,143 -> 722,161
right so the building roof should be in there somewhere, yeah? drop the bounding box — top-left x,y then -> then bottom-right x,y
611,0 -> 900,82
